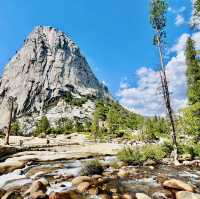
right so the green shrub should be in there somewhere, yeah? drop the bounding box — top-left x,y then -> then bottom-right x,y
81,159 -> 104,176
181,103 -> 200,138
161,141 -> 173,155
55,118 -> 74,134
178,142 -> 200,158
141,144 -> 166,161
117,144 -> 166,165
11,121 -> 22,136
71,97 -> 87,107
193,144 -> 200,157
34,116 -> 50,136
117,147 -> 142,165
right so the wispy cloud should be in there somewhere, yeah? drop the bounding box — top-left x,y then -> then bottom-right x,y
175,14 -> 185,26
168,6 -> 186,26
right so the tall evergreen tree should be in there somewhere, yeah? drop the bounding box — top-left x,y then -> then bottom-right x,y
194,0 -> 200,16
150,0 -> 178,163
185,37 -> 200,105
91,110 -> 100,142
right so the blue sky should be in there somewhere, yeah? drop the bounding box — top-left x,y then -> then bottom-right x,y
0,0 -> 194,115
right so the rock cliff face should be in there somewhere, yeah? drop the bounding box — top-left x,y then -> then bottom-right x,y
0,26 -> 110,132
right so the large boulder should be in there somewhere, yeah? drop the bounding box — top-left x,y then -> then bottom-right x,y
76,182 -> 90,193
49,190 -> 84,199
71,176 -> 92,185
163,179 -> 194,192
135,193 -> 152,199
176,191 -> 200,199
1,191 -> 23,199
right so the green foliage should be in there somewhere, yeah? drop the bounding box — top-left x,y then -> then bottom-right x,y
53,118 -> 74,134
150,0 -> 168,44
161,141 -> 173,155
117,147 -> 142,165
63,92 -> 87,107
71,97 -> 87,107
181,102 -> 200,137
186,37 -> 200,105
141,144 -> 166,161
11,121 -> 22,136
34,116 -> 50,136
107,102 -> 120,135
74,121 -> 85,132
81,159 -> 104,176
142,117 -> 170,141
117,145 -> 166,165
106,102 -> 142,136
178,142 -> 200,158
91,100 -> 110,141
194,0 -> 200,16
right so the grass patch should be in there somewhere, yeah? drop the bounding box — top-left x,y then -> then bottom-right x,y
117,144 -> 166,165
81,159 -> 104,176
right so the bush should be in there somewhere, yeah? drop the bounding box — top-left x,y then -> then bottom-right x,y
117,147 -> 142,165
141,144 -> 166,161
161,141 -> 174,155
55,118 -> 74,134
11,121 -> 22,136
117,144 -> 166,165
178,142 -> 200,158
34,116 -> 50,136
80,159 -> 104,176
181,103 -> 200,138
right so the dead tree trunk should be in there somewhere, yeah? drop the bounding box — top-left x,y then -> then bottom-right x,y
4,97 -> 15,145
156,34 -> 179,164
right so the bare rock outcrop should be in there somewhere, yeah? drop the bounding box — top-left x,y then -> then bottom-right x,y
0,26 -> 111,132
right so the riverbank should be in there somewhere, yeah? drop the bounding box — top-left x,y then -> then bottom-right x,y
1,135 -> 200,199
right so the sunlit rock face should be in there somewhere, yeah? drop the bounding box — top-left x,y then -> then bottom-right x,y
0,26 -> 110,132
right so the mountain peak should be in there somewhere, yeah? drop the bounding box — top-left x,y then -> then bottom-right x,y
0,26 -> 110,131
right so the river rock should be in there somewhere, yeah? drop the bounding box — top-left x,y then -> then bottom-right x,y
0,145 -> 18,158
163,179 -> 194,192
121,193 -> 133,199
30,191 -> 48,199
152,189 -> 172,199
71,176 -> 92,185
136,193 -> 152,199
1,191 -> 23,199
98,194 -> 112,199
25,180 -> 47,196
176,191 -> 200,199
143,160 -> 156,166
88,187 -> 98,195
0,188 -> 6,198
117,169 -> 129,178
49,190 -> 84,199
76,182 -> 90,192
0,160 -> 25,175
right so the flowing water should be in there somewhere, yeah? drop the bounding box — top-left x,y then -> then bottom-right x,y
1,155 -> 200,195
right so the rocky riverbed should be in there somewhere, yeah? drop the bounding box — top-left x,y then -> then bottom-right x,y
1,135 -> 200,199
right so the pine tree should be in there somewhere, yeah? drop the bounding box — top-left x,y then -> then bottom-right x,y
185,37 -> 200,105
107,102 -> 119,138
150,0 -> 179,163
91,110 -> 100,142
194,0 -> 200,16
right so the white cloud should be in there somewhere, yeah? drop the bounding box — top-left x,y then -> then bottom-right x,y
175,14 -> 185,26
170,33 -> 189,52
168,6 -> 186,14
117,32 -> 200,116
168,6 -> 186,26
